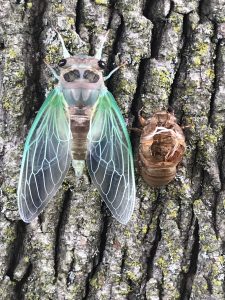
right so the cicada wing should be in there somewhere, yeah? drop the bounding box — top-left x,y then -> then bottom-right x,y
87,90 -> 136,224
18,88 -> 72,223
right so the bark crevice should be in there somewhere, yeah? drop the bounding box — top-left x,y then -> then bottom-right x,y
5,221 -> 27,280
106,14 -> 124,93
54,189 -> 72,279
198,0 -> 208,23
14,263 -> 33,300
22,0 -> 47,126
146,217 -> 162,281
143,0 -> 173,59
208,33 -> 222,126
82,214 -> 108,300
180,220 -> 200,300
75,0 -> 83,35
168,13 -> 191,109
131,58 -> 150,118
107,0 -> 117,30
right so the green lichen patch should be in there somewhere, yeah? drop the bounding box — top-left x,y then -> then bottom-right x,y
52,3 -> 65,13
126,270 -> 139,282
2,224 -> 16,244
26,2 -> 32,9
3,185 -> 17,195
66,17 -> 75,26
151,66 -> 172,90
90,272 -> 106,290
169,13 -> 183,34
95,0 -> 108,5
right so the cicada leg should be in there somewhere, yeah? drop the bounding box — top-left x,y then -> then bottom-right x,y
138,109 -> 148,127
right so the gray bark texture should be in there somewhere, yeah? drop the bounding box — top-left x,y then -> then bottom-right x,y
1,0 -> 225,299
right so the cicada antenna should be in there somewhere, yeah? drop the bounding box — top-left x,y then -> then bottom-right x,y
95,30 -> 110,60
54,27 -> 71,58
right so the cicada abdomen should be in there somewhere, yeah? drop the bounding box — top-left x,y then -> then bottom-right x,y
17,31 -> 136,224
138,111 -> 186,187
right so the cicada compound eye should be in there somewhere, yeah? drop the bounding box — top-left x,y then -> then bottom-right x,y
83,70 -> 99,83
58,59 -> 67,67
98,60 -> 106,69
64,70 -> 80,82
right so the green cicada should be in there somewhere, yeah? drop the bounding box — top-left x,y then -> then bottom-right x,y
17,31 -> 136,224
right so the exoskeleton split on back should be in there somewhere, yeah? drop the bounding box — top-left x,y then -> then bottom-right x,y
17,31 -> 136,224
138,110 -> 186,187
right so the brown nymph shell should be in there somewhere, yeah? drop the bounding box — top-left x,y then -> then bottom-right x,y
138,111 -> 186,187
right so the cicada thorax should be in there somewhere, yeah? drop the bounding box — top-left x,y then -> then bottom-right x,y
139,111 -> 186,187
58,56 -> 106,176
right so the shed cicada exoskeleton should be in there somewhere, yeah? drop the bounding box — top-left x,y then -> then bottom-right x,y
138,110 -> 186,187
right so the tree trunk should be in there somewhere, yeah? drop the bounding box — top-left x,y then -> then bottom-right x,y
1,0 -> 225,299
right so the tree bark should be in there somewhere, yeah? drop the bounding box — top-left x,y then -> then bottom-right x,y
1,0 -> 225,299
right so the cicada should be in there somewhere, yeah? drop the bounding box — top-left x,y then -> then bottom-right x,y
138,110 -> 186,187
17,31 -> 136,224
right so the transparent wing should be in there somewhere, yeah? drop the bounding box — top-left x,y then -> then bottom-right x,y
87,90 -> 136,224
18,88 -> 72,223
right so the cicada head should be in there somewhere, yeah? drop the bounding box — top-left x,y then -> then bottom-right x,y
48,30 -> 110,107
58,55 -> 107,107
152,111 -> 176,127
